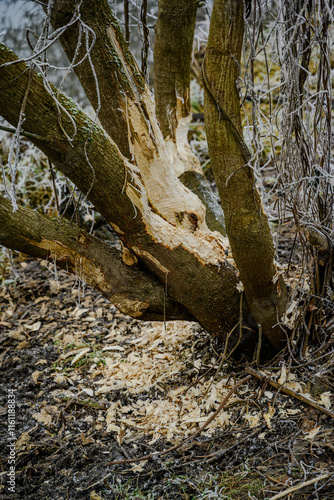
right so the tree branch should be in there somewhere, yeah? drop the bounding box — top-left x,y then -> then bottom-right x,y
46,0 -> 146,158
152,0 -> 226,235
0,195 -> 191,321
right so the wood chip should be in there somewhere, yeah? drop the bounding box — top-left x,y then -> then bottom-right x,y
27,321 -> 41,332
102,346 -> 125,352
71,347 -> 91,365
32,370 -> 42,384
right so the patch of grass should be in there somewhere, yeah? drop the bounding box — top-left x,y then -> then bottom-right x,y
193,468 -> 267,500
102,479 -> 155,500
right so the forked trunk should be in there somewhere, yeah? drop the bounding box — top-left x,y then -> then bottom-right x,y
0,0 -> 289,355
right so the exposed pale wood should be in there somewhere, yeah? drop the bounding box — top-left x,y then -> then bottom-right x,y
107,375 -> 252,466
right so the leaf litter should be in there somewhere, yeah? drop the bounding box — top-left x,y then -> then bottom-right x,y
0,259 -> 334,499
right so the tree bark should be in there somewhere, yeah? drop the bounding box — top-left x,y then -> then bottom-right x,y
153,0 -> 198,139
46,0 -> 219,235
46,0 -> 146,159
204,0 -> 288,349
48,0 -> 226,236
0,44 -> 250,344
152,0 -> 226,235
0,195 -> 192,321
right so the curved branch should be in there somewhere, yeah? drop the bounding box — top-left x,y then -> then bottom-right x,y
46,0 -> 146,158
0,44 -> 138,231
0,195 -> 192,321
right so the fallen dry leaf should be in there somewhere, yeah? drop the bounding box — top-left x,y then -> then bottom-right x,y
7,332 -> 26,341
31,370 -> 42,384
27,321 -> 42,332
305,426 -> 321,440
15,341 -> 31,350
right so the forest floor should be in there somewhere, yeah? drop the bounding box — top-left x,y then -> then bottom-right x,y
0,258 -> 334,500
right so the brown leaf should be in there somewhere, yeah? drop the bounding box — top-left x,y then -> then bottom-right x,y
307,299 -> 318,312
15,341 -> 31,350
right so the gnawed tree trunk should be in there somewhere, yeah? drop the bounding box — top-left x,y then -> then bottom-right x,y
0,45 -> 249,346
48,0 -> 225,236
0,0 -> 289,355
204,0 -> 288,349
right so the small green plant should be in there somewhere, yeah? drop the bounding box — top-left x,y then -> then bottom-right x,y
196,469 -> 267,500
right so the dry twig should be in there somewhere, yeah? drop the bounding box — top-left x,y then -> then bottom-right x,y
269,473 -> 331,500
247,367 -> 334,419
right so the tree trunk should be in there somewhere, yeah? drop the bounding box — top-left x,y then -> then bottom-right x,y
204,0 -> 288,349
152,0 -> 227,235
153,0 -> 198,139
49,0 -> 226,236
0,44 -> 250,346
0,0 -> 291,354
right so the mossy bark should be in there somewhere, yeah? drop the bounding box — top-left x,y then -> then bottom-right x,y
47,0 -> 146,159
204,0 -> 288,349
153,0 -> 226,235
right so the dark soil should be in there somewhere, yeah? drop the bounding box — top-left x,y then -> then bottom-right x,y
0,259 -> 334,499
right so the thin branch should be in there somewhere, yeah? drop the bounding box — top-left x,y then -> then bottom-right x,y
124,0 -> 130,43
269,473 -> 331,500
48,159 -> 60,214
247,367 -> 334,420
140,0 -> 149,78
0,125 -> 52,143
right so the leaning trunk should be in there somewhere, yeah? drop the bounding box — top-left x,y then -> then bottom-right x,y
204,0 -> 288,349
